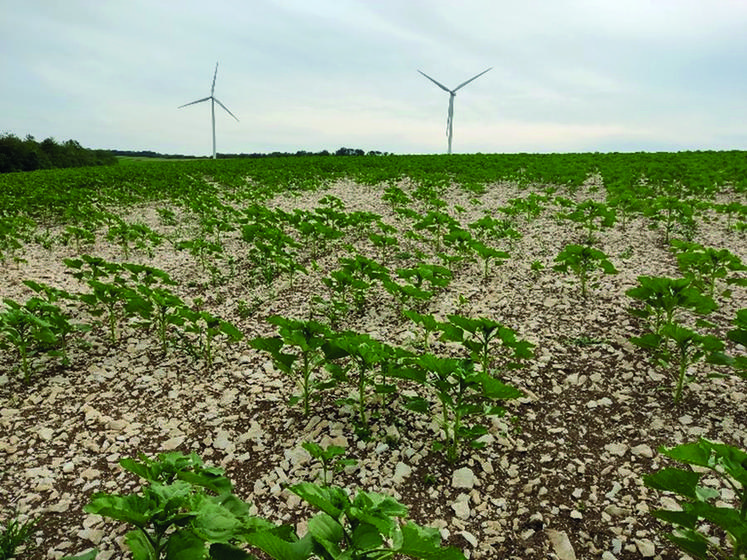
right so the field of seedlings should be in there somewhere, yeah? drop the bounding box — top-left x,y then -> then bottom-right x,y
1,153 -> 746,560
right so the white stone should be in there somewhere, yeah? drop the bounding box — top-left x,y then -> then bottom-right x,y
212,429 -> 232,451
452,467 -> 476,489
77,528 -> 105,545
38,427 -> 54,441
451,494 -> 471,520
546,529 -> 577,560
284,447 -> 311,467
630,444 -> 654,458
460,530 -> 478,547
635,538 -> 655,557
604,443 -> 628,457
162,436 -> 186,450
392,462 -> 412,484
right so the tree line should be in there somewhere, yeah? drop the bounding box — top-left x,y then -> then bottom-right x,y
112,147 -> 390,159
0,133 -> 118,173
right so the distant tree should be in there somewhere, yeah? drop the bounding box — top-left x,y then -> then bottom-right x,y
0,133 -> 116,173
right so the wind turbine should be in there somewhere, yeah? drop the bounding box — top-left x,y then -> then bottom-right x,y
178,62 -> 239,159
418,67 -> 491,154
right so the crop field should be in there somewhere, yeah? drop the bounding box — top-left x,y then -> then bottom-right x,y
0,152 -> 746,560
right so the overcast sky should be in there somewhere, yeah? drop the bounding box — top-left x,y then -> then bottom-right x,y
2,1 -> 746,155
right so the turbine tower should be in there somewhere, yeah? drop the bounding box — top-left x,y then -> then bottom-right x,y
179,62 -> 239,159
418,67 -> 491,154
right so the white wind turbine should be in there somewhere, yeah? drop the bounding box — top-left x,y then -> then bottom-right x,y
418,67 -> 491,154
178,62 -> 239,159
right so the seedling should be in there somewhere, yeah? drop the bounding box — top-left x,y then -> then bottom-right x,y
708,308 -> 747,376
441,227 -> 476,270
471,241 -> 509,281
60,224 -> 96,251
175,237 -> 224,275
670,240 -> 747,299
106,218 -> 163,259
0,512 -> 38,560
626,276 -> 717,335
645,195 -> 698,242
179,306 -> 244,368
632,323 -> 724,404
250,317 -> 335,416
405,355 -> 522,463
500,194 -> 546,222
441,314 -> 534,376
403,310 -> 446,350
323,332 -> 415,430
562,200 -> 617,244
644,439 -> 747,559
383,263 -> 452,314
0,298 -> 60,383
65,452 -> 291,560
368,226 -> 399,264
134,285 -> 187,353
0,215 -> 34,265
289,481 -> 465,559
412,210 -> 459,253
78,279 -> 148,344
382,185 -> 412,211
301,441 -> 356,486
468,213 -> 518,244
553,244 -> 618,298
530,259 -> 544,277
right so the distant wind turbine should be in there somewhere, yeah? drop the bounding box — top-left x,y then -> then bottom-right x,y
178,62 -> 239,159
418,67 -> 491,154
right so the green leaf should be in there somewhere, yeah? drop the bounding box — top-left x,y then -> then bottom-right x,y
84,493 -> 151,527
650,508 -> 698,529
643,468 -> 701,499
659,441 -> 712,468
665,532 -> 710,560
242,530 -> 313,560
689,501 -> 747,537
307,513 -> 343,557
124,529 -> 158,560
404,396 -> 430,414
219,321 -> 244,341
192,498 -> 242,543
164,529 -> 209,560
289,483 -> 345,518
478,374 -> 523,400
395,521 -> 466,559
208,543 -> 257,560
350,522 -> 384,552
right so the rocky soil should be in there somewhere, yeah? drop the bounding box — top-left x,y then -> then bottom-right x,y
1,177 -> 745,559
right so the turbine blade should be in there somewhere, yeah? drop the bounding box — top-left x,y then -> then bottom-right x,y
418,70 -> 452,93
212,62 -> 219,95
447,94 -> 454,137
178,96 -> 211,109
214,97 -> 239,121
453,67 -> 492,92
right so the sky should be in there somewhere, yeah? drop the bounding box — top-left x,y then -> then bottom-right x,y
2,0 -> 746,155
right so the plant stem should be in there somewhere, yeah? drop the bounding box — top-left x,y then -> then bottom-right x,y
302,352 -> 310,417
358,366 -> 367,425
451,408 -> 462,463
674,350 -> 687,404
